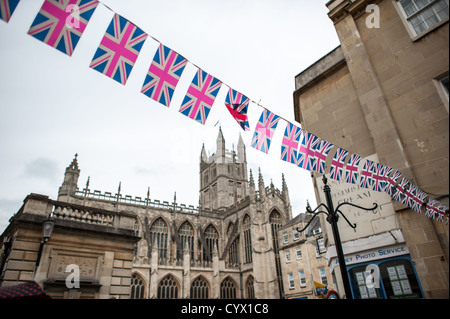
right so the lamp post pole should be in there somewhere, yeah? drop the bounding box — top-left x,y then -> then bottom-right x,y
322,178 -> 353,299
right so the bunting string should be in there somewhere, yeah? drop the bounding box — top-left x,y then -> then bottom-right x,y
1,0 -> 448,225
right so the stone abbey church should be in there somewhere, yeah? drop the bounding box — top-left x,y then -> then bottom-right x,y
0,129 -> 294,299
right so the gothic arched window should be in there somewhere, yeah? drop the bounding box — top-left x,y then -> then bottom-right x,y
178,221 -> 194,260
246,275 -> 255,299
190,276 -> 209,299
150,218 -> 168,260
270,210 -> 284,298
203,224 -> 219,262
243,215 -> 252,263
228,238 -> 239,265
130,273 -> 145,299
220,277 -> 237,299
157,275 -> 179,299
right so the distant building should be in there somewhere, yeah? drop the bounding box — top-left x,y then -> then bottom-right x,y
293,0 -> 449,299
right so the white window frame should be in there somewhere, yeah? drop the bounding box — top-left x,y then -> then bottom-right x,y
295,247 -> 302,260
293,228 -> 300,241
285,250 -> 291,263
319,268 -> 328,286
288,273 -> 295,289
394,0 -> 449,40
283,232 -> 289,244
299,270 -> 307,288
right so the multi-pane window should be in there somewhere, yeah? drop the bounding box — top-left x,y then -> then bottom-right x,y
130,273 -> 145,299
299,270 -> 307,288
178,222 -> 194,260
283,232 -> 289,244
243,215 -> 253,263
295,247 -> 302,260
319,267 -> 328,286
191,276 -> 209,299
203,225 -> 219,262
228,238 -> 239,265
398,0 -> 449,36
288,273 -> 295,289
293,228 -> 300,241
246,276 -> 255,299
149,218 -> 168,260
220,277 -> 237,299
157,275 -> 178,299
285,250 -> 291,263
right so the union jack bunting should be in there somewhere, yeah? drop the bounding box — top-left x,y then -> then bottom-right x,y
90,13 -> 147,85
281,122 -> 302,164
141,44 -> 187,107
345,153 -> 361,184
330,148 -> 348,181
436,204 -> 448,223
179,69 -> 222,125
393,177 -> 409,203
313,139 -> 333,174
371,163 -> 389,192
225,88 -> 250,131
425,198 -> 440,220
297,131 -> 319,171
0,0 -> 20,22
403,183 -> 419,210
412,188 -> 427,213
385,170 -> 402,196
28,0 -> 99,56
359,159 -> 375,190
251,109 -> 280,154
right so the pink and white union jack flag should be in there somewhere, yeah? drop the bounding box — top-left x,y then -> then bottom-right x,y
141,44 -> 187,107
297,131 -> 319,171
281,122 -> 302,164
314,139 -> 333,174
393,177 -> 409,203
371,163 -> 389,192
179,69 -> 222,125
0,0 -> 20,22
359,159 -> 375,190
251,109 -> 280,154
90,13 -> 147,85
330,148 -> 348,181
225,88 -> 250,131
385,170 -> 402,196
345,154 -> 361,184
28,0 -> 99,56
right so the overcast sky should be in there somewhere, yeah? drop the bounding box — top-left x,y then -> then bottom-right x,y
0,0 -> 340,232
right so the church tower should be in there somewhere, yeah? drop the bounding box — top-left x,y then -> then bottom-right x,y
58,153 -> 80,201
199,128 -> 248,211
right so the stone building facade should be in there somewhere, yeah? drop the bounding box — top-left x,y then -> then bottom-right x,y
293,0 -> 449,298
0,129 -> 295,299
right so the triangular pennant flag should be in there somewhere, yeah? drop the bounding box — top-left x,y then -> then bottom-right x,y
224,88 -> 250,131
281,122 -> 302,164
0,0 -> 20,23
141,43 -> 187,107
179,69 -> 222,125
90,13 -> 147,85
251,109 -> 280,154
28,0 -> 99,56
313,138 -> 333,174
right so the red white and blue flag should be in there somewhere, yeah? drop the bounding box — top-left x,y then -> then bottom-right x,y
141,44 -> 187,107
179,69 -> 222,125
251,109 -> 280,154
329,148 -> 348,181
28,0 -> 99,56
0,0 -> 20,22
314,139 -> 333,174
90,13 -> 147,85
412,187 -> 427,213
435,203 -> 448,223
393,177 -> 409,203
345,154 -> 361,184
359,159 -> 375,190
385,170 -> 402,196
281,122 -> 302,164
371,163 -> 389,192
225,88 -> 250,131
425,198 -> 440,220
297,131 -> 319,171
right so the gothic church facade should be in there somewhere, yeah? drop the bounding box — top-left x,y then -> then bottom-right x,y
0,129 -> 293,299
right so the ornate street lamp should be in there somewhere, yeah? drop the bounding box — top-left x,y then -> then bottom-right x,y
35,215 -> 55,267
297,175 -> 377,299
